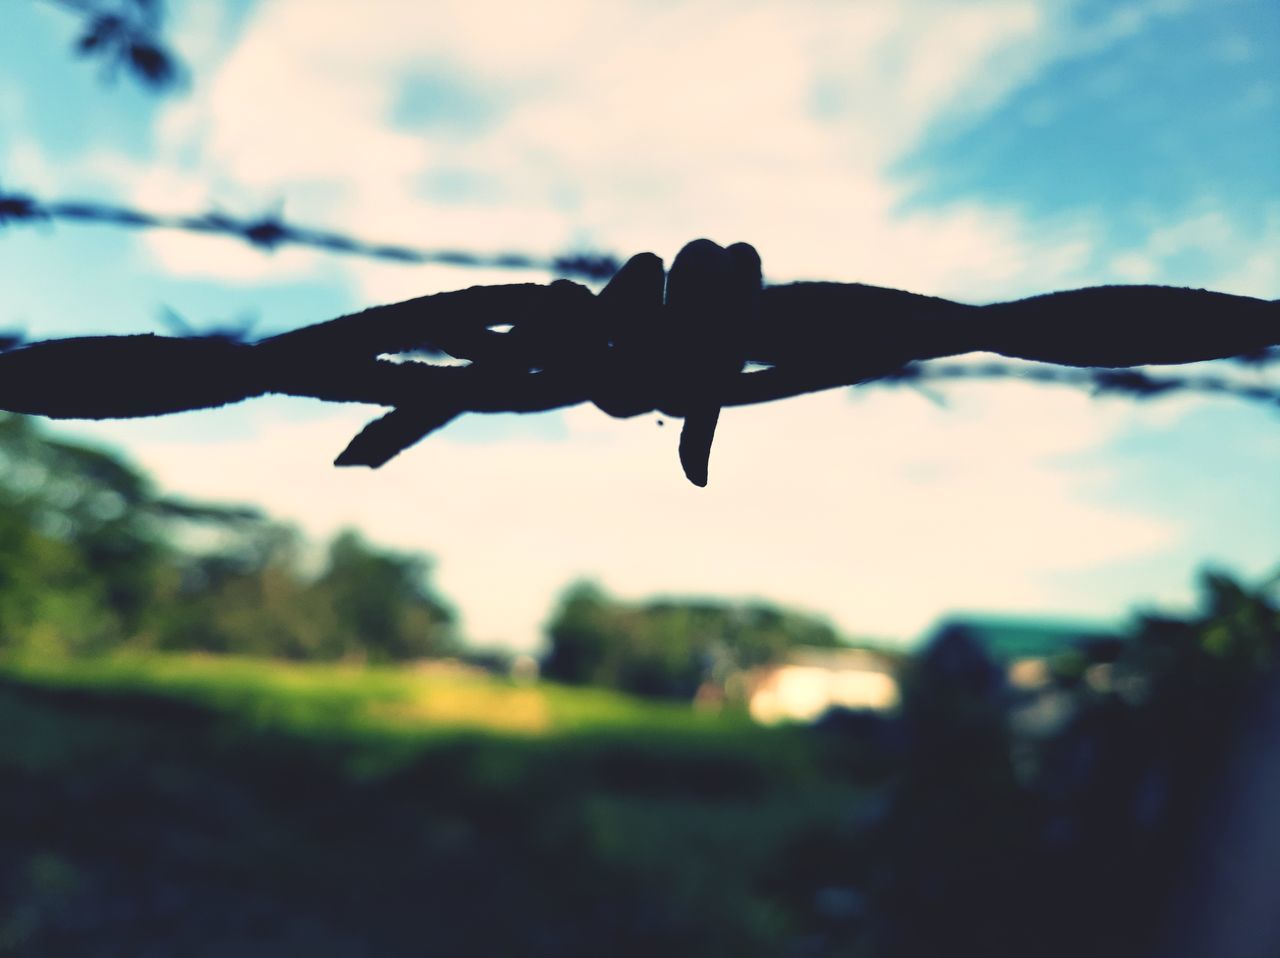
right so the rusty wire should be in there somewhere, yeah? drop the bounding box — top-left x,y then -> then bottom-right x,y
0,237 -> 1275,486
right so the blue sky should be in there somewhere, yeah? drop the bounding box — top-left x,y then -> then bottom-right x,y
1,0 -> 1277,650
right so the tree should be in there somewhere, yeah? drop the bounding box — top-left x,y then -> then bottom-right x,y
542,580 -> 843,699
309,529 -> 458,662
0,412 -> 462,661
0,413 -> 171,654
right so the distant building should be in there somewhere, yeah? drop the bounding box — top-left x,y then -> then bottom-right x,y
919,615 -> 1124,736
747,646 -> 901,725
922,615 -> 1122,688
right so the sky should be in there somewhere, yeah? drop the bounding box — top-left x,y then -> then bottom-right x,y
1,0 -> 1277,651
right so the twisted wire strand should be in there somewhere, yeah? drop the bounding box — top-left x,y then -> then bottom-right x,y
0,239 -> 1274,485
0,189 -> 621,281
873,357 -> 1280,407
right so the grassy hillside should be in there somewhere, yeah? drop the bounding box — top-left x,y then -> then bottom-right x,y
0,654 -> 878,957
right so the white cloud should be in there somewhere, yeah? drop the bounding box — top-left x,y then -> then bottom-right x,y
1103,202 -> 1280,298
1217,206 -> 1280,299
18,0 -> 1253,302
116,0 -> 1115,300
4,139 -> 57,193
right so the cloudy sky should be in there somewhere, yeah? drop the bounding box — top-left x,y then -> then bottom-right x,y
2,0 -> 1277,650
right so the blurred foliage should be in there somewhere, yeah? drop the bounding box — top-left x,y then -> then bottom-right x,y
771,567 -> 1280,958
0,653 -> 757,747
0,413 -> 846,672
542,580 -> 845,700
0,416 -> 1276,955
0,654 -> 875,957
2,573 -> 1273,956
0,414 -> 457,662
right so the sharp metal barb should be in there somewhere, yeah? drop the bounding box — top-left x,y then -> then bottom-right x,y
0,234 -> 1274,485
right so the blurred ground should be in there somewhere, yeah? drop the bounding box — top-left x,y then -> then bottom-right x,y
0,655 -> 877,957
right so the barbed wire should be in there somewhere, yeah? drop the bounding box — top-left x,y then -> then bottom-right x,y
39,0 -> 183,91
0,188 -> 622,282
874,356 -> 1280,408
0,239 -> 1274,486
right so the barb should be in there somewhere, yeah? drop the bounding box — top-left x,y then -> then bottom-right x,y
0,188 -> 621,282
0,240 -> 1274,486
40,0 -> 183,91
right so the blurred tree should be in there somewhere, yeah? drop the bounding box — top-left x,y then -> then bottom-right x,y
769,566 -> 1280,958
149,519 -> 314,657
542,580 -> 843,699
309,529 -> 459,663
540,581 -> 621,687
0,414 -> 462,662
0,414 -> 168,654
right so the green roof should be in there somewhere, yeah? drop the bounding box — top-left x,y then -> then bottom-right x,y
926,615 -> 1120,662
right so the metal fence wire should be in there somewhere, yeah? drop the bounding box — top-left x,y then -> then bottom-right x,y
1,197 -> 1276,486
0,189 -> 621,280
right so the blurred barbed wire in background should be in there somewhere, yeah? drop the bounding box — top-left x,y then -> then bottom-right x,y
39,0 -> 183,90
0,187 -> 622,281
875,353 -> 1280,409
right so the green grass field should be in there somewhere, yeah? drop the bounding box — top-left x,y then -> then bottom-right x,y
0,654 -> 880,957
